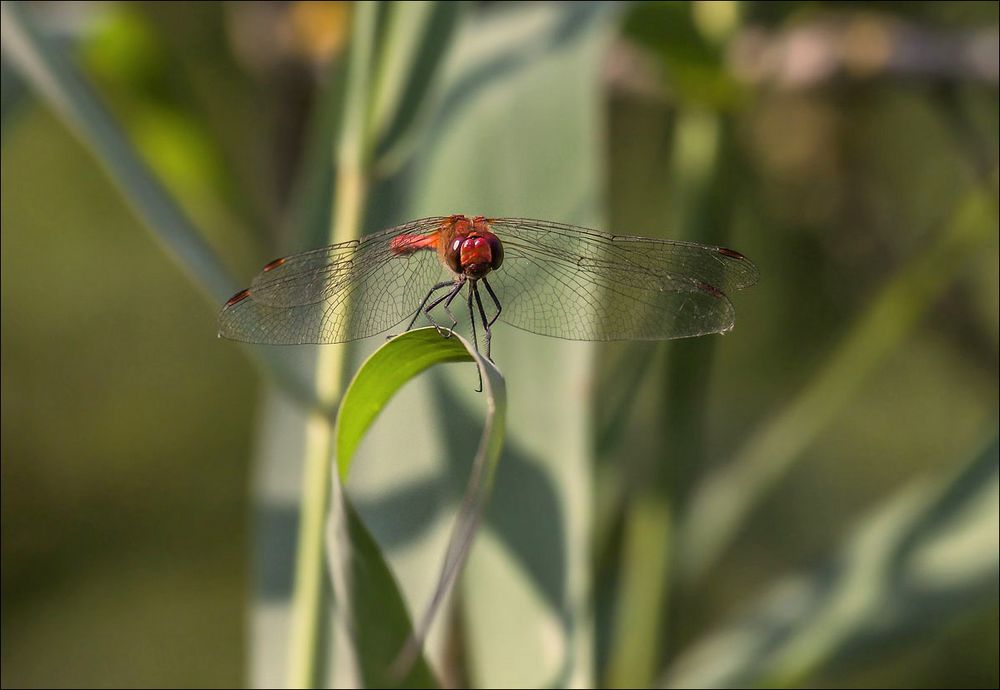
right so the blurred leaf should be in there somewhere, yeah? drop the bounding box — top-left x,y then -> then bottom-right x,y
680,183 -> 999,581
329,328 -> 506,687
1,56 -> 30,136
0,0 -> 234,302
93,2 -> 270,246
287,58 -> 346,249
665,435 -> 1000,688
81,4 -> 163,88
370,1 -> 461,170
0,1 -> 318,406
623,1 -> 741,108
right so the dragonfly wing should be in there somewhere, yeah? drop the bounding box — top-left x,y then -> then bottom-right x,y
489,251 -> 736,341
487,218 -> 753,341
248,218 -> 447,307
219,218 -> 451,345
491,218 -> 758,292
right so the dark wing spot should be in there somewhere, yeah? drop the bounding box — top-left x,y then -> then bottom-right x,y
696,281 -> 725,299
262,257 -> 287,272
224,288 -> 251,308
716,247 -> 747,260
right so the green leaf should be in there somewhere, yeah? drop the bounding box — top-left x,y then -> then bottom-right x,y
327,483 -> 439,689
329,327 -> 507,686
335,328 -> 479,481
664,435 -> 1000,688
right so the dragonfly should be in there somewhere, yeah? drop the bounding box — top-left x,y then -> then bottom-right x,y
218,215 -> 758,362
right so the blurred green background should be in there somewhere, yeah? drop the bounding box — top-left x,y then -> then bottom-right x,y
2,1 -> 997,688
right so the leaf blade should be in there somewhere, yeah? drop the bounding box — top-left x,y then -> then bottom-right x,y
335,328 -> 477,481
329,326 -> 507,686
665,435 -> 1000,688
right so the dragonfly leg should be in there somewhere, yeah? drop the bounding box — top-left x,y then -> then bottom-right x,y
441,278 -> 466,337
468,281 -> 483,393
481,276 -> 502,328
397,280 -> 455,338
421,279 -> 465,337
472,282 -> 493,362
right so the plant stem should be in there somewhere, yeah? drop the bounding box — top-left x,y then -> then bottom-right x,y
286,4 -> 379,687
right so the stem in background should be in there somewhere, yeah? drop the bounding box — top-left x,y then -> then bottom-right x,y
286,4 -> 379,687
604,108 -> 727,688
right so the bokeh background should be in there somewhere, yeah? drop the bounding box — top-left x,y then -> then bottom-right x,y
2,1 -> 997,688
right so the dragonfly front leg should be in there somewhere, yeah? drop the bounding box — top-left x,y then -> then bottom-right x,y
400,280 -> 455,336
441,279 -> 466,338
422,279 -> 465,337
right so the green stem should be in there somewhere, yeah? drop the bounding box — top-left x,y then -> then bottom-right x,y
604,108 -> 725,688
286,3 -> 379,687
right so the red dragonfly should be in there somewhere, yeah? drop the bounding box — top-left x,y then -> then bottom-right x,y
219,215 -> 758,359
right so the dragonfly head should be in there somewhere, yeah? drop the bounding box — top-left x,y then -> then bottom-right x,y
447,230 -> 504,279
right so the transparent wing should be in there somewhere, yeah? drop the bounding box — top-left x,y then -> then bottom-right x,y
219,218 -> 452,345
486,218 -> 758,341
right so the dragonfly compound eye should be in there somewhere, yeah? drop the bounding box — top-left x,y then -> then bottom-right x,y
446,236 -> 465,274
487,234 -> 503,269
